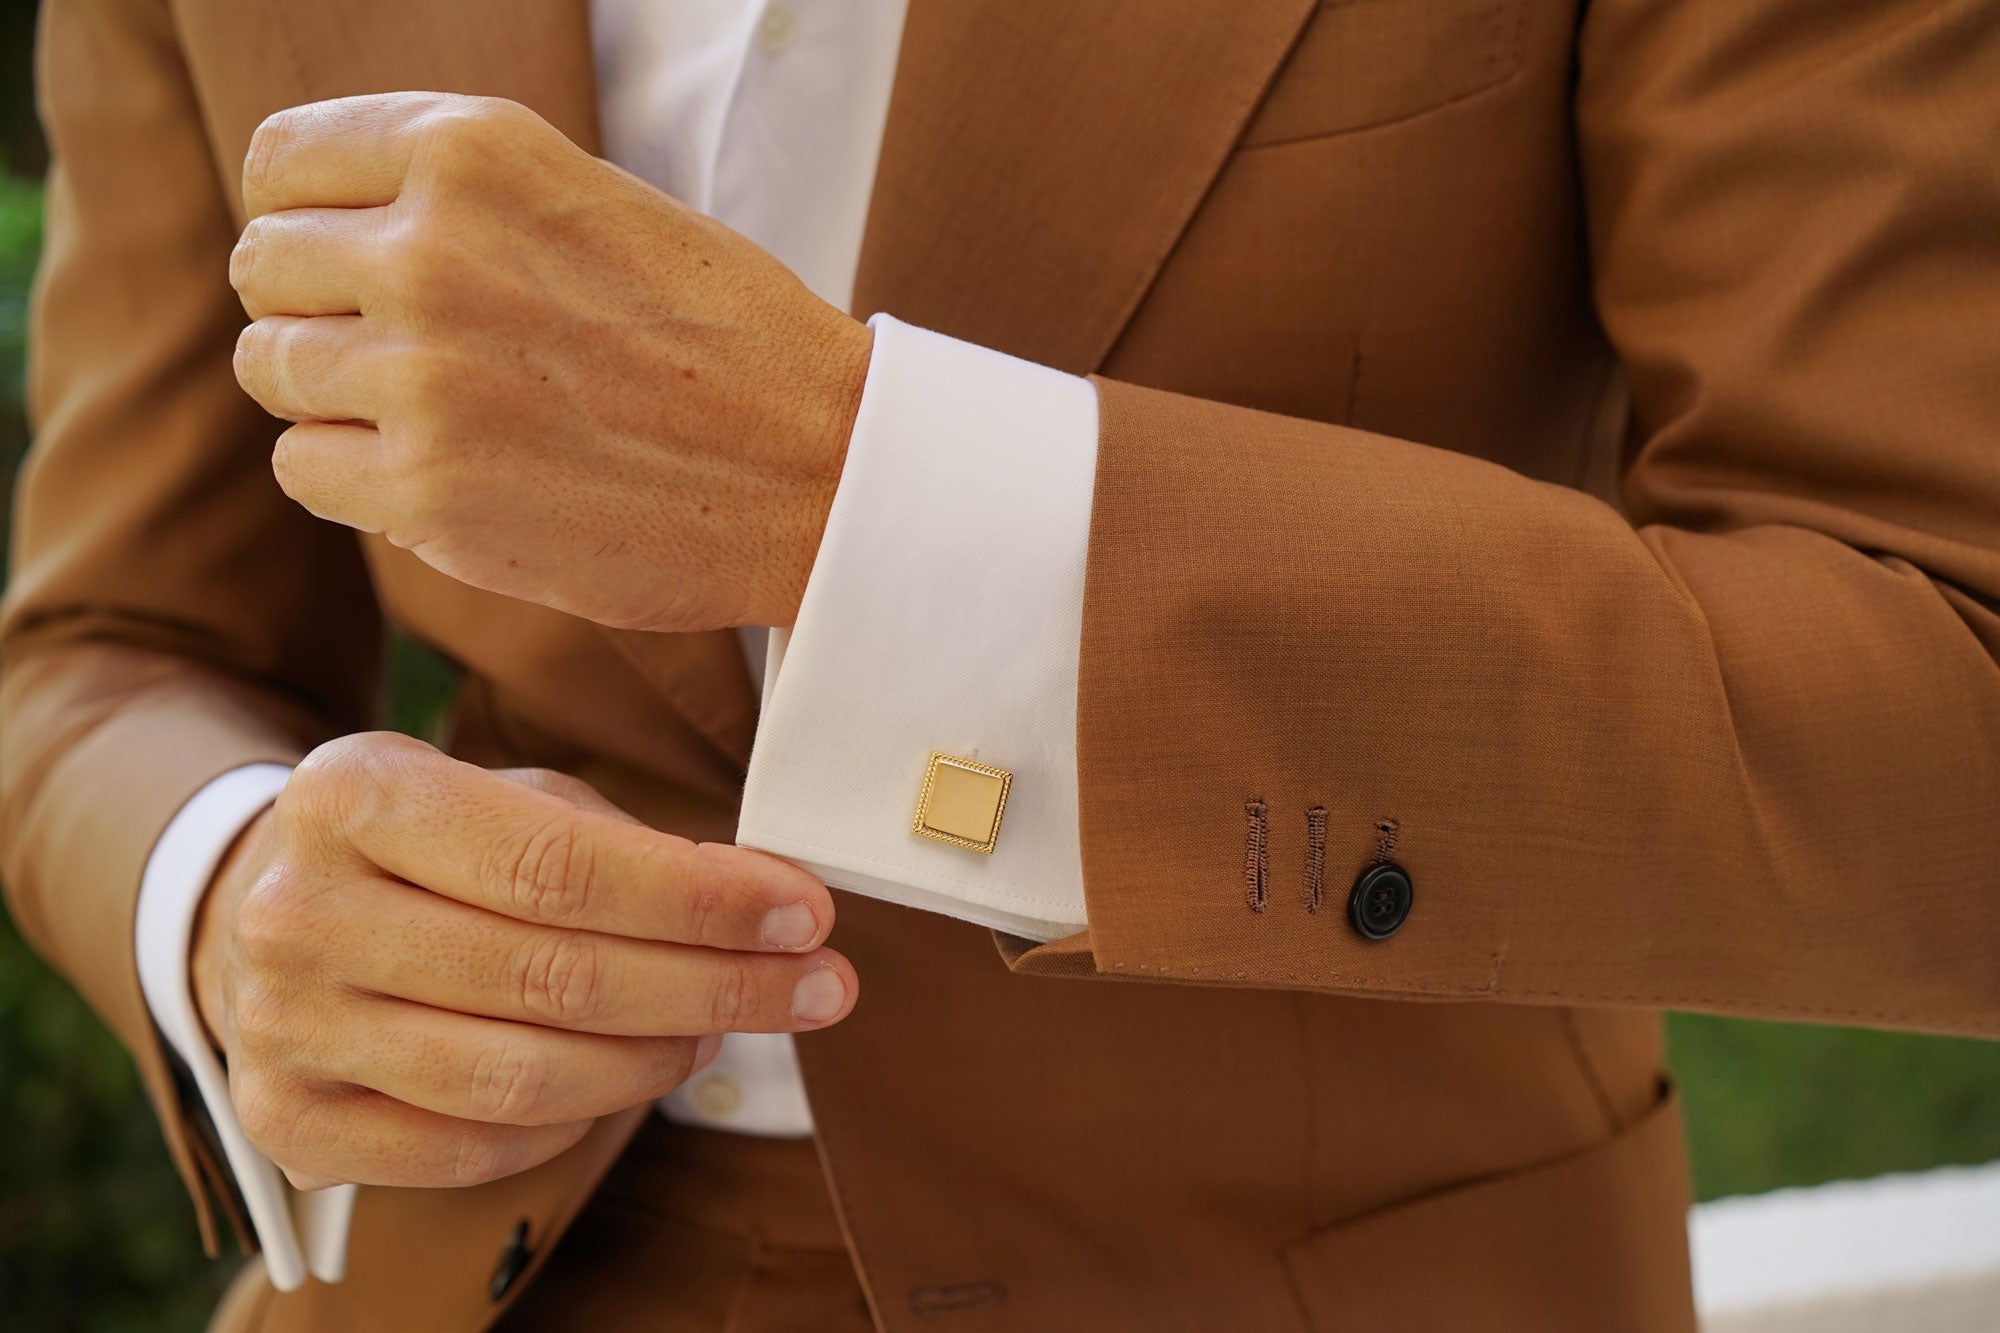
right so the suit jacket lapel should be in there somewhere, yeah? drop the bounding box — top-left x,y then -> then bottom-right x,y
266,0 -> 604,151
269,0 -> 763,768
853,0 -> 1319,373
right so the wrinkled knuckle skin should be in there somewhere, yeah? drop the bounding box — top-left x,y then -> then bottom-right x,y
258,322 -> 295,400
242,113 -> 296,209
234,1076 -> 303,1162
287,746 -> 359,834
294,732 -> 421,833
706,958 -> 753,1032
269,426 -> 308,500
652,1037 -> 701,1096
230,219 -> 267,294
519,933 -> 603,1027
227,980 -> 290,1062
448,1128 -> 510,1188
418,102 -> 508,179
234,320 -> 266,379
507,818 -> 591,925
294,733 -> 375,790
471,1040 -> 551,1124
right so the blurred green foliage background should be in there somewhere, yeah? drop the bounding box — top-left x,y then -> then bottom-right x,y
0,3 -> 1995,1330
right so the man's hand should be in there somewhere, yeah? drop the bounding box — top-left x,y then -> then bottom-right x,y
190,732 -> 856,1191
228,92 -> 872,633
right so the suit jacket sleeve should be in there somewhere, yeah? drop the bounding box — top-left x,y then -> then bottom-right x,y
0,0 -> 382,1248
1009,0 -> 2000,1039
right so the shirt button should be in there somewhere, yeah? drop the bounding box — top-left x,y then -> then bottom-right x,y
690,1073 -> 744,1119
756,4 -> 797,53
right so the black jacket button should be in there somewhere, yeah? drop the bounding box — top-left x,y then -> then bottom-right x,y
489,1219 -> 533,1302
1348,863 -> 1412,940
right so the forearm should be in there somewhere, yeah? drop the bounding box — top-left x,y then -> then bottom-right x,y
744,307 -> 1986,1034
0,641 -> 326,1049
0,640 -> 333,1252
982,0 -> 2000,1035
1026,376 -> 2000,1035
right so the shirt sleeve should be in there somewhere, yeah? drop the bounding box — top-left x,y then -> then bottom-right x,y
736,315 -> 1097,942
134,763 -> 356,1291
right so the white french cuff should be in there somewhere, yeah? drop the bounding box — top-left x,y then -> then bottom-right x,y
738,314 -> 1095,941
134,763 -> 354,1292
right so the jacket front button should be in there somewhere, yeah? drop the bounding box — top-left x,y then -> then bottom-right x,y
489,1219 -> 533,1302
1348,863 -> 1413,940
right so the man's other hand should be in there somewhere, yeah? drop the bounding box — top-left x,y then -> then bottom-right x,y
229,92 -> 873,633
189,732 -> 856,1191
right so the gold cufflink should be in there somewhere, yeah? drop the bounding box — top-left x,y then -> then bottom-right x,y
912,752 -> 1012,854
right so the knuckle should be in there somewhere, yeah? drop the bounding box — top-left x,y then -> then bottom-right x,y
521,768 -> 590,803
380,216 -> 447,304
503,817 -> 593,926
517,932 -> 604,1026
293,732 -> 424,831
459,95 -> 530,131
229,220 -> 267,293
293,733 -> 374,789
470,1039 -> 552,1124
704,958 -> 754,1031
269,425 -> 309,498
391,443 -> 456,524
228,981 -> 287,1053
415,102 -> 508,175
234,319 -> 269,375
259,325 -> 299,397
648,1037 -> 701,1096
477,96 -> 533,125
242,112 -> 296,204
233,1075 -> 301,1158
233,880 -> 301,966
447,1127 -> 510,1188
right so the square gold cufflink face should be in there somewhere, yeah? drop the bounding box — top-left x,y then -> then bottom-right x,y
912,753 -> 1012,854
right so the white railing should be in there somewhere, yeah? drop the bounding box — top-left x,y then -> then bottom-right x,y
1692,1159 -> 2000,1330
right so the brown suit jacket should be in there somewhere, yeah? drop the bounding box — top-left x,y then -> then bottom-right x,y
7,0 -> 1998,1328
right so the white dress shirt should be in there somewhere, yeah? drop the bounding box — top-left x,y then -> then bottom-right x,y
134,0 -> 1098,1289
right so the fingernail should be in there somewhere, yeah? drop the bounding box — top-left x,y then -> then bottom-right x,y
693,1033 -> 723,1071
761,902 -> 819,950
790,967 -> 846,1024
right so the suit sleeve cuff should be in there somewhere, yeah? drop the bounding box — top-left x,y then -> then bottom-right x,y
737,315 -> 1095,941
134,763 -> 356,1290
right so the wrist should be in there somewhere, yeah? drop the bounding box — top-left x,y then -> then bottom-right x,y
190,804 -> 275,1053
768,317 -> 873,628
